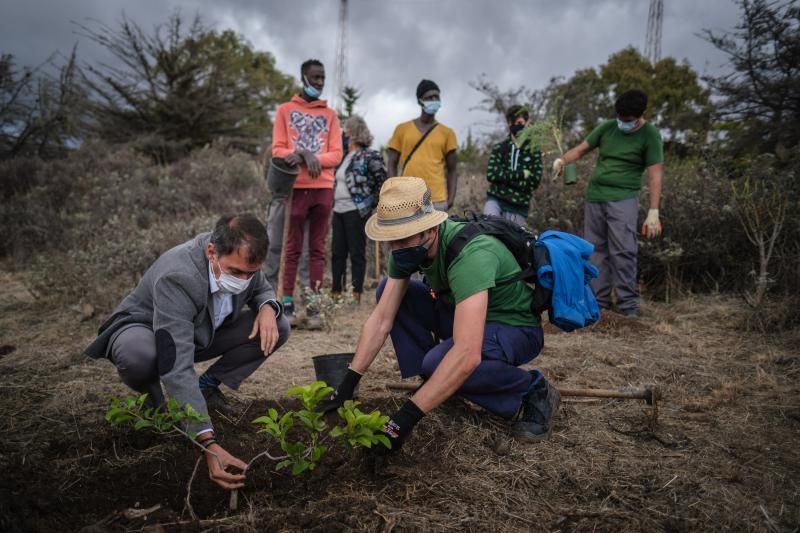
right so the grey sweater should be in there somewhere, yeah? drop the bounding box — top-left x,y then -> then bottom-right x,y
85,233 -> 277,433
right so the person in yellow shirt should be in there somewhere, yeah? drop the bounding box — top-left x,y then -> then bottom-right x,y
387,79 -> 458,210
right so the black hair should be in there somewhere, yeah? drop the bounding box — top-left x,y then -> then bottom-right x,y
301,59 -> 324,78
614,89 -> 648,118
505,105 -> 530,123
416,79 -> 440,100
210,214 -> 268,264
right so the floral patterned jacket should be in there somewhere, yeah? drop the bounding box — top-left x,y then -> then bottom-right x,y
342,147 -> 388,217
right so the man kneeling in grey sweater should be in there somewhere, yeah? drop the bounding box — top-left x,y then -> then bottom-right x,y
85,214 -> 289,490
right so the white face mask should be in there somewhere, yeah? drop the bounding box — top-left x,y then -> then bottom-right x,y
213,258 -> 253,295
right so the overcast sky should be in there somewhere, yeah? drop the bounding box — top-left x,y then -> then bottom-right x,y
0,0 -> 742,146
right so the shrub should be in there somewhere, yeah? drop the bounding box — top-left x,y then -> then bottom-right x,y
0,140 -> 268,309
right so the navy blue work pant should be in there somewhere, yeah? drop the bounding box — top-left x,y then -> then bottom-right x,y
377,278 -> 544,419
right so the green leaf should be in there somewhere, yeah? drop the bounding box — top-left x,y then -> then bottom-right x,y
291,460 -> 310,475
105,407 -> 124,422
166,398 -> 181,414
311,445 -> 327,462
285,441 -> 305,456
134,419 -> 154,431
355,436 -> 373,448
376,435 -> 392,449
279,412 -> 293,426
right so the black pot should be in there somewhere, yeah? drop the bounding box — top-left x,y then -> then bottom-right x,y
267,157 -> 300,195
312,353 -> 358,396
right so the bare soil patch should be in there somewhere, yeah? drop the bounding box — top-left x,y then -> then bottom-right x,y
1,278 -> 798,532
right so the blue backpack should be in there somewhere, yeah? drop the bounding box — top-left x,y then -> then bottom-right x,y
443,214 -> 600,331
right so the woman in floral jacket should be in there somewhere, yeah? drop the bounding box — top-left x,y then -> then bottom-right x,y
331,115 -> 387,300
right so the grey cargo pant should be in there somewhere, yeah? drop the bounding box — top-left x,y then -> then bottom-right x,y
583,197 -> 640,311
264,193 -> 309,290
110,310 -> 290,406
483,197 -> 527,227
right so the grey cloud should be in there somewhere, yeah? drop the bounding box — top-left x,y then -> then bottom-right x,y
0,0 -> 743,145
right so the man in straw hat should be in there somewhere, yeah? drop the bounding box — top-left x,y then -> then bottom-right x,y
318,177 -> 560,451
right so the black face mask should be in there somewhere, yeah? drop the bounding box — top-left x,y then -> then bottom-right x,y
510,123 -> 525,136
391,232 -> 434,277
392,244 -> 429,278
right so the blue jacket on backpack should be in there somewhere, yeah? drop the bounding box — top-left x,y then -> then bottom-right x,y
534,230 -> 600,331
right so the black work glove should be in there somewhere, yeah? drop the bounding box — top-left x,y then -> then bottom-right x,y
316,368 -> 362,414
371,399 -> 425,456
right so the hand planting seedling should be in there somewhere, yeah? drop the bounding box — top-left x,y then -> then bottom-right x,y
105,380 -> 391,511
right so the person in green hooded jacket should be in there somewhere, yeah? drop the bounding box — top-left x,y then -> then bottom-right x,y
483,105 -> 543,226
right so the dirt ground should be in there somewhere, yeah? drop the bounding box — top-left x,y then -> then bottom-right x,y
1,270 -> 799,532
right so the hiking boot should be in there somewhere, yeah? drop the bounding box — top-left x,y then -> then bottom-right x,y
201,387 -> 237,418
512,375 -> 561,442
305,307 -> 323,331
621,308 -> 640,318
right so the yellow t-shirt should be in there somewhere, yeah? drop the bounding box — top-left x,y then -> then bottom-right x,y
387,120 -> 457,202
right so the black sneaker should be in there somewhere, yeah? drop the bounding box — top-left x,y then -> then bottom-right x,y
512,375 -> 561,442
283,300 -> 297,327
201,387 -> 237,417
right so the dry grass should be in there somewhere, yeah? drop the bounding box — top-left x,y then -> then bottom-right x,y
1,265 -> 799,531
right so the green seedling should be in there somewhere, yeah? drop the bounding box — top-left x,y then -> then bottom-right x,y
330,400 -> 391,451
252,381 -> 332,475
106,394 -> 208,448
514,115 -> 565,156
107,380 -> 391,482
251,381 -> 391,475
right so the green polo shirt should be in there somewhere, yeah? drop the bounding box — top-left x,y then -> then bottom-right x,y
584,119 -> 663,203
387,219 -> 539,327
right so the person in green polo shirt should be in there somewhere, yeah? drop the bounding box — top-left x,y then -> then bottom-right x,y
553,89 -> 664,317
316,177 -> 560,451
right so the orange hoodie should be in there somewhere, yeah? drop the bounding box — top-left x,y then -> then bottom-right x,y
271,95 -> 343,189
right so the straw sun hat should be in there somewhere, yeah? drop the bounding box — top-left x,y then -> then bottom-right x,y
365,177 -> 449,242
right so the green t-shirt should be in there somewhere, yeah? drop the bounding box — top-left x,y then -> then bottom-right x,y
584,119 -> 663,203
387,219 -> 539,327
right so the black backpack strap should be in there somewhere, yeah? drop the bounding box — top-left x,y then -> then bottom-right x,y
444,222 -> 484,270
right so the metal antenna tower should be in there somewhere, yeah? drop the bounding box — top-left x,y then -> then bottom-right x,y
333,0 -> 349,113
645,0 -> 663,63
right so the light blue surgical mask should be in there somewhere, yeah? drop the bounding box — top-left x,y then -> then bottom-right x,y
617,118 -> 638,132
213,258 -> 253,295
421,100 -> 441,115
303,76 -> 322,99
